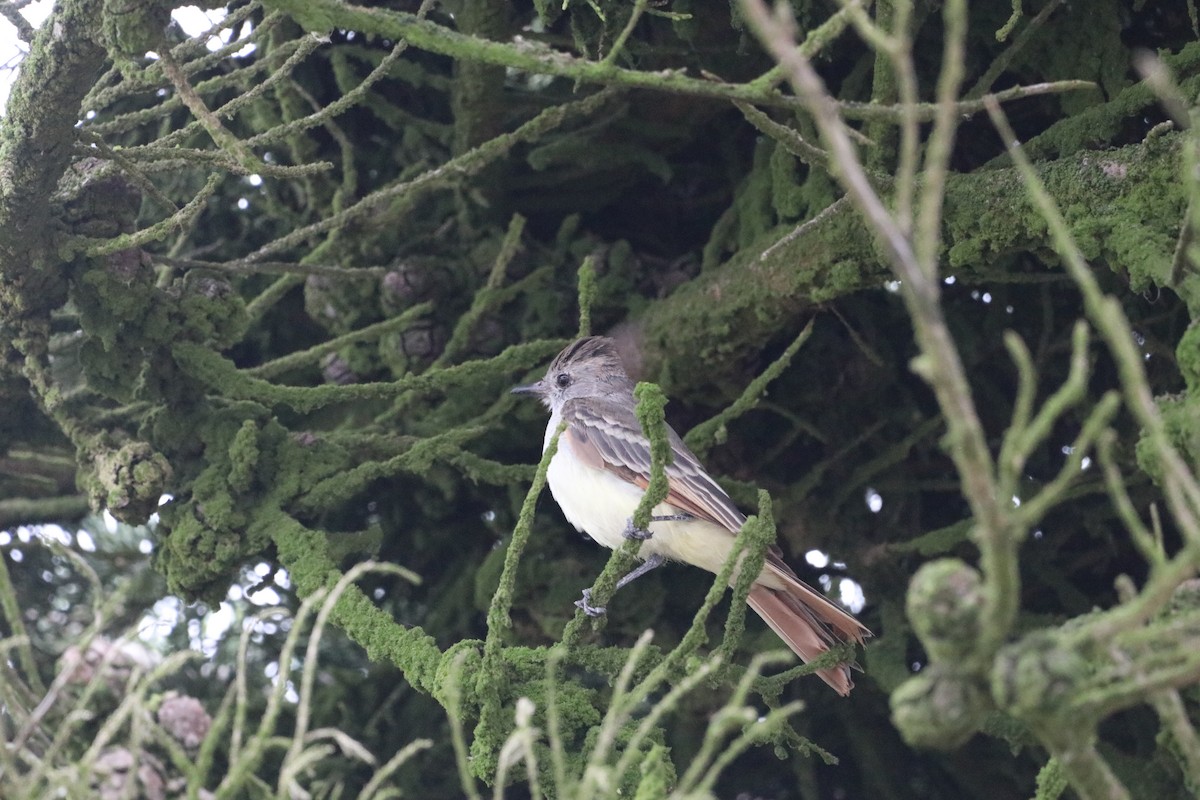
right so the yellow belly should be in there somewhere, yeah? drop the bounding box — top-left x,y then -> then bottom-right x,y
545,433 -> 781,588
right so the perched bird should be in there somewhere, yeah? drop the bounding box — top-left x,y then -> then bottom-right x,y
513,336 -> 871,695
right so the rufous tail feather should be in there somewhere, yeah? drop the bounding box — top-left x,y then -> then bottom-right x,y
746,575 -> 870,696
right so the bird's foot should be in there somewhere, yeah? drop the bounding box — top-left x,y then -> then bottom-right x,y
623,513 -> 692,540
575,588 -> 606,617
623,518 -> 653,540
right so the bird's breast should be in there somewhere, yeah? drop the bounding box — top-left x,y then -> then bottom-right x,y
545,430 -> 644,551
542,420 -> 762,581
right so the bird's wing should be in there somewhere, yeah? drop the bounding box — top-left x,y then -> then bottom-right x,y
561,396 -> 748,533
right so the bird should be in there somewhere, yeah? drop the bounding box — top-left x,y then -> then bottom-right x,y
512,335 -> 871,695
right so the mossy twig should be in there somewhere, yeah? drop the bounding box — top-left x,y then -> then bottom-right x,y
250,301 -> 433,379
437,214 -> 526,367
576,255 -> 597,338
237,88 -> 619,265
0,550 -> 43,695
685,319 -> 814,458
560,382 -> 671,648
987,98 -> 1200,541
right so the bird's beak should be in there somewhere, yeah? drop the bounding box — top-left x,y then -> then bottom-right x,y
511,379 -> 545,397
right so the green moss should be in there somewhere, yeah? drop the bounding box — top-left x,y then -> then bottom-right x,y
769,143 -> 805,220
634,744 -> 676,799
254,506 -> 445,695
1022,0 -> 1128,116
1015,45 -> 1200,164
1033,758 -> 1069,800
152,407 -> 293,599
1109,221 -> 1174,294
259,0 -> 338,34
71,261 -> 250,409
945,237 -> 983,269
74,262 -> 157,352
643,203 -> 873,397
84,440 -> 173,524
632,381 -> 671,530
174,273 -> 250,349
78,337 -> 141,402
733,139 -> 778,251
816,258 -> 871,302
100,0 -> 171,59
1137,393 -> 1200,484
795,165 -> 839,220
227,420 -> 261,495
156,505 -> 243,602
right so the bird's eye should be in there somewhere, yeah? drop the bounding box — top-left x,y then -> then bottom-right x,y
555,373 -> 571,388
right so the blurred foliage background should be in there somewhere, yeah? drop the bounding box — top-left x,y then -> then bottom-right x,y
1,0 -> 1199,797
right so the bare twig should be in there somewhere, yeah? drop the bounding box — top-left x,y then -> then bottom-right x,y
739,0 -> 1012,651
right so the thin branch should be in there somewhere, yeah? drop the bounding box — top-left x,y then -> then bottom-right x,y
839,80 -> 1099,122
914,0 -> 967,276
153,254 -> 388,278
236,88 -> 620,265
0,2 -> 33,42
758,195 -> 851,262
158,50 -> 316,176
602,0 -> 650,66
966,0 -> 1065,100
248,302 -> 433,380
257,0 -> 1093,122
67,173 -> 222,257
739,0 -> 1011,652
685,318 -> 816,458
985,97 -> 1200,540
735,100 -> 831,171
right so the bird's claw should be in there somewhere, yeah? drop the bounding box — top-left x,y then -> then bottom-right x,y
623,518 -> 654,540
575,588 -> 607,617
623,514 -> 692,541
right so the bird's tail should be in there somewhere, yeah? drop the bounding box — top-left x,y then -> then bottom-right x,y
746,572 -> 871,696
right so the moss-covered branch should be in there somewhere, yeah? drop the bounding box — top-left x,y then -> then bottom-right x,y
261,0 -> 1091,122
5,0 -> 1199,795
738,4 -> 1200,798
641,133 -> 1185,396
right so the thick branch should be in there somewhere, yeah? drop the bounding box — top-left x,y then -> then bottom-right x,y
0,0 -> 107,318
638,134 -> 1184,397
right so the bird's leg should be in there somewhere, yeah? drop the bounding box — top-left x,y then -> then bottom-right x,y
615,553 -> 666,590
574,554 -> 667,617
623,513 -> 693,541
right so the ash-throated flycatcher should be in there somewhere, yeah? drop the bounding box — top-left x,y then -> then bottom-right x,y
513,336 -> 870,695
